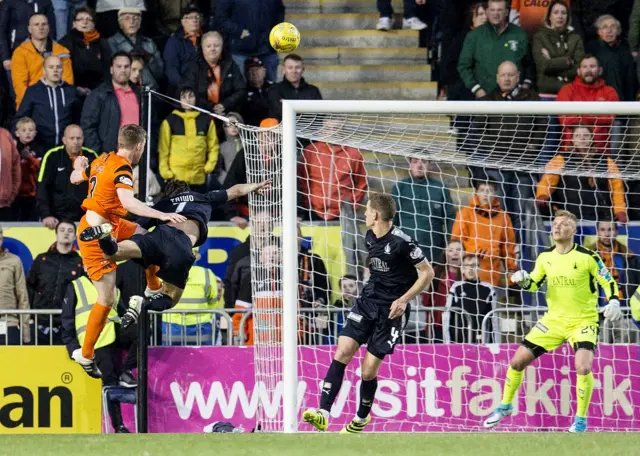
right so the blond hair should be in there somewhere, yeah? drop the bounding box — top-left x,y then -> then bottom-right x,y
15,117 -> 35,130
118,124 -> 147,150
554,210 -> 578,224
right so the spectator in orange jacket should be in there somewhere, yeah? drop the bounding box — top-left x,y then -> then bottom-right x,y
556,55 -> 619,153
451,180 -> 518,287
11,13 -> 73,108
536,125 -> 627,223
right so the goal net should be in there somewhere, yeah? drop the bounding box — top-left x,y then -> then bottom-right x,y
236,101 -> 640,433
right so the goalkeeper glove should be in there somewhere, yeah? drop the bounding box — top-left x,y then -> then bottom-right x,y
603,298 -> 623,322
510,270 -> 531,288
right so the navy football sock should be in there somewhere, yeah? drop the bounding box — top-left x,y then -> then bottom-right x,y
357,377 -> 378,419
319,359 -> 347,412
144,293 -> 174,312
98,236 -> 118,256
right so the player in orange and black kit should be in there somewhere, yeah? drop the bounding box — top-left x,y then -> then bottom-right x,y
69,124 -> 185,378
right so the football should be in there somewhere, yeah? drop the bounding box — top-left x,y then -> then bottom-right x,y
269,22 -> 300,53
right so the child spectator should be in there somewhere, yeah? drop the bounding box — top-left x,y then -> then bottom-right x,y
129,54 -> 146,87
216,112 -> 243,185
451,180 -> 518,288
12,117 -> 40,221
445,253 -> 497,343
158,86 -> 219,193
423,240 -> 463,343
322,274 -> 359,345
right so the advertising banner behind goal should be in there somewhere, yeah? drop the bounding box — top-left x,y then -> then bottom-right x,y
134,345 -> 638,433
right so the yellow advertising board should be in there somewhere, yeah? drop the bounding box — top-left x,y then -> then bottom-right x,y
0,347 -> 101,434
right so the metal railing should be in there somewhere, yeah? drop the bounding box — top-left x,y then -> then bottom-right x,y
480,306 -> 638,344
0,309 -> 62,345
2,306 -> 637,347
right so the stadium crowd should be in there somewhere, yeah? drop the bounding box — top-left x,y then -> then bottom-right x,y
1,0 -> 640,357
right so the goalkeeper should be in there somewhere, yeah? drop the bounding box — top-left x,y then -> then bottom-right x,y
484,210 -> 622,433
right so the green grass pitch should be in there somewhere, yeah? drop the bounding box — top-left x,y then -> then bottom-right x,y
3,433 -> 640,456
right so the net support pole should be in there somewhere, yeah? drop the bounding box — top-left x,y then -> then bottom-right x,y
142,86 -> 152,204
281,101 -> 299,433
136,307 -> 149,433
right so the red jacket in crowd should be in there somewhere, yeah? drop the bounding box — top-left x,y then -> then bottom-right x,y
17,144 -> 40,198
556,76 -> 619,152
0,128 -> 20,209
299,141 -> 368,221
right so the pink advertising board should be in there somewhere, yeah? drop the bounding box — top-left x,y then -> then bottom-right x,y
120,344 -> 639,432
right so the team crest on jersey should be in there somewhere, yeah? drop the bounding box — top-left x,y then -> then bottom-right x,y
384,243 -> 391,254
410,246 -> 423,260
506,40 -> 518,51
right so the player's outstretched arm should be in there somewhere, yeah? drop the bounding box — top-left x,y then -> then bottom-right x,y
69,156 -> 89,185
389,260 -> 434,320
226,179 -> 272,200
116,188 -> 187,223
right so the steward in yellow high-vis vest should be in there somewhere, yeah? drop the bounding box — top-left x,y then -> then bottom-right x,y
162,265 -> 221,345
629,286 -> 640,329
61,274 -> 137,433
73,276 -> 119,349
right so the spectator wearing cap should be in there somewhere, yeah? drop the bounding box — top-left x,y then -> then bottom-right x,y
108,7 -> 164,90
182,31 -> 246,117
94,0 -> 146,39
81,52 -> 141,153
0,0 -> 57,81
59,6 -> 112,93
158,86 -> 219,193
268,54 -> 322,121
11,13 -> 73,108
216,0 -> 284,82
163,5 -> 203,93
15,55 -> 81,153
241,56 -> 273,127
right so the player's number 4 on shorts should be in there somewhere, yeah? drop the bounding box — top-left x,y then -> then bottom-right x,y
387,327 -> 399,348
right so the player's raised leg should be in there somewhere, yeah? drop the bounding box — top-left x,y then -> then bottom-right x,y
484,345 -> 535,429
339,352 -> 383,434
302,335 -> 360,431
72,270 -> 118,378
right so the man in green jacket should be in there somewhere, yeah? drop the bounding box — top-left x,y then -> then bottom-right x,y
457,0 -> 534,98
392,157 -> 455,265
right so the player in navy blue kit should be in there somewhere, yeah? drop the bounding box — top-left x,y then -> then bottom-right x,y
81,179 -> 270,328
303,193 -> 434,434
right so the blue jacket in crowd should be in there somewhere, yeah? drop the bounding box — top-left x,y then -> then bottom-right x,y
216,0 -> 285,56
15,80 -> 80,152
163,27 -> 198,90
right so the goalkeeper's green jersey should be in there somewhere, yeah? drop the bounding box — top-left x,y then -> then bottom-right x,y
525,244 -> 618,321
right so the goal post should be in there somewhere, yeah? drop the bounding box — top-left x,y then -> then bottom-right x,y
243,100 -> 640,433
